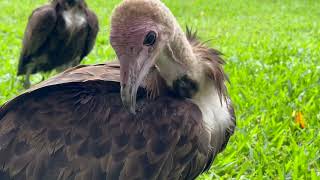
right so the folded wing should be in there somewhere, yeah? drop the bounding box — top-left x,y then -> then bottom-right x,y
18,5 -> 57,75
1,63 -> 211,180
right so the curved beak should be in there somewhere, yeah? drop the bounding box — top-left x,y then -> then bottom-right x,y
120,63 -> 138,114
119,55 -> 155,114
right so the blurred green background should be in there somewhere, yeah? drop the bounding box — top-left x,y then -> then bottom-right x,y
0,0 -> 319,179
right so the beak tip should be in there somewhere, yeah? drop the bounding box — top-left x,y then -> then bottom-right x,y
122,103 -> 136,115
121,93 -> 137,115
121,84 -> 138,115
129,107 -> 136,115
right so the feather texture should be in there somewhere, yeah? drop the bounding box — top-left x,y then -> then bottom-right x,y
1,63 -> 218,180
186,26 -> 228,103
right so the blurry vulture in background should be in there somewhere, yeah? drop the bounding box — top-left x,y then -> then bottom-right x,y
17,0 -> 99,88
0,0 -> 236,180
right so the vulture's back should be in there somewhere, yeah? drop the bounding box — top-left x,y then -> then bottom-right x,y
0,63 -> 211,180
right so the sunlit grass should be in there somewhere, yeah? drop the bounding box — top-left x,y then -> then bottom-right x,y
0,0 -> 319,179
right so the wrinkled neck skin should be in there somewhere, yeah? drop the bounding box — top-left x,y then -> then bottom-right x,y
155,26 -> 232,141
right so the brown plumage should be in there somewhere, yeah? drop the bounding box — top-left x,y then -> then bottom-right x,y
1,62 -> 210,180
17,0 -> 99,88
0,27 -> 235,179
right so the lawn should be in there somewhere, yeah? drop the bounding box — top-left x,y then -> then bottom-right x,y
0,0 -> 319,179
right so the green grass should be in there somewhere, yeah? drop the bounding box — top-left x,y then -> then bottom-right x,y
0,0 -> 319,179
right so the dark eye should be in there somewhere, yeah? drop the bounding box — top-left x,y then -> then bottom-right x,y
143,31 -> 157,46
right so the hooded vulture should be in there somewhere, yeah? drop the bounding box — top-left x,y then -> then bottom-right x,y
0,0 -> 236,179
17,0 -> 99,88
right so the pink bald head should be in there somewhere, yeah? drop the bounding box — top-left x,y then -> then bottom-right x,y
110,0 -> 175,113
